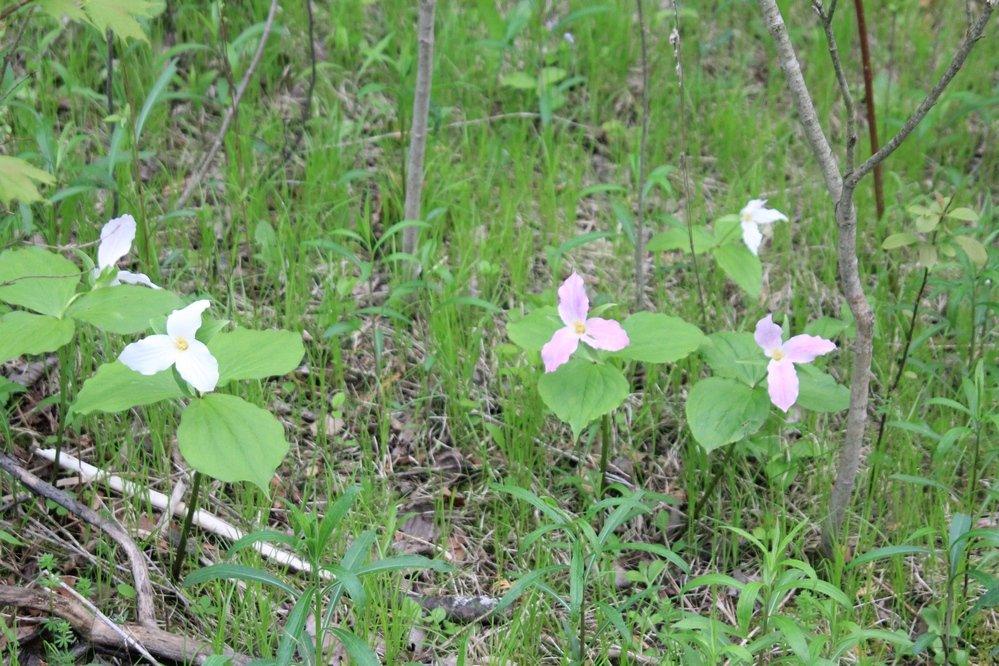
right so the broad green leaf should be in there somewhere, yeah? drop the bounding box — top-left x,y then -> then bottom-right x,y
82,0 -> 163,42
945,207 -> 979,222
0,156 -> 55,204
712,243 -> 762,298
38,0 -> 88,22
208,328 -> 306,384
916,242 -> 937,268
647,225 -> 714,254
0,311 -> 75,363
0,247 -> 80,317
701,332 -> 766,386
178,394 -> 290,492
500,72 -> 536,90
506,306 -> 561,353
0,376 -> 27,405
882,232 -> 919,250
71,361 -> 184,415
67,285 -> 182,334
614,312 -> 706,364
712,214 -> 742,245
914,215 -> 940,233
537,359 -> 629,438
951,235 -> 987,268
795,365 -> 849,413
685,377 -> 769,452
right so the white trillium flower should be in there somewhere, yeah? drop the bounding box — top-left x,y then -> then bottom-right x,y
95,214 -> 160,289
739,199 -> 788,256
119,300 -> 219,393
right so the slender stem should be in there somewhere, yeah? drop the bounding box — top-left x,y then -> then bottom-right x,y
52,345 -> 72,483
691,444 -> 736,523
965,421 -> 982,513
401,0 -> 436,256
598,414 -> 612,497
633,0 -> 650,307
864,264 -> 930,504
106,30 -> 119,219
576,579 -> 586,664
670,3 -> 708,326
851,0 -> 885,218
171,471 -> 203,582
0,0 -> 33,24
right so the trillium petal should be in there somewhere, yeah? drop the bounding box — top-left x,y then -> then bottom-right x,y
541,327 -> 580,373
167,300 -> 211,340
115,270 -> 161,289
754,314 -> 783,354
741,199 -> 766,217
582,317 -> 629,351
119,335 -> 177,375
741,220 -> 763,255
175,339 -> 219,393
557,272 -> 589,326
767,358 -> 799,412
783,334 -> 836,363
750,206 -> 788,226
97,214 -> 137,270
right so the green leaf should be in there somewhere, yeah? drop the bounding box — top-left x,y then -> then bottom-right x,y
0,247 -> 80,317
208,328 -> 306,384
795,365 -> 849,413
537,359 -> 629,439
182,563 -> 296,596
685,377 -> 769,452
0,376 -> 26,406
0,156 -> 55,204
614,312 -> 706,364
82,0 -> 163,42
951,235 -> 987,268
275,588 -> 314,666
945,207 -> 979,222
506,306 -> 561,353
882,232 -> 919,250
500,71 -> 536,90
712,244 -> 762,298
71,361 -> 185,415
328,627 -> 379,666
178,394 -> 290,492
846,545 -> 930,569
0,311 -> 75,363
916,243 -> 937,269
914,215 -> 940,233
647,225 -> 714,254
701,332 -> 766,386
67,286 -> 182,334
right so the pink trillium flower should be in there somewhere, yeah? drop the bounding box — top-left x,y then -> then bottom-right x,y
540,273 -> 629,372
95,215 -> 159,289
740,199 -> 788,256
754,314 -> 836,412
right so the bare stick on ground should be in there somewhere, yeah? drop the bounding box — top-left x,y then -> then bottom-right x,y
755,0 -> 995,550
0,451 -> 157,628
177,0 -> 280,208
401,0 -> 436,256
0,585 -> 251,665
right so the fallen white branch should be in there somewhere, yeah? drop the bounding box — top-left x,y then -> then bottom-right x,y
34,448 -> 322,579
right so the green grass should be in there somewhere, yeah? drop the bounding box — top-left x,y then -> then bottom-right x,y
1,0 -> 996,663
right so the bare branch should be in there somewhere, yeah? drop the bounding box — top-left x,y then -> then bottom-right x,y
177,0 -> 280,208
0,451 -> 157,628
757,0 -> 843,199
845,1 -> 996,188
633,0 -> 650,307
812,0 -> 858,171
851,0 -> 885,218
401,0 -> 437,255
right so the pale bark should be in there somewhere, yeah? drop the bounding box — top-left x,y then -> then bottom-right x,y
402,0 -> 437,255
755,0 -> 993,548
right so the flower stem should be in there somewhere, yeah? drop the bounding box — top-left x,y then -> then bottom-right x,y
171,470 -> 203,583
598,414 -> 612,497
691,444 -> 735,524
52,345 -> 72,483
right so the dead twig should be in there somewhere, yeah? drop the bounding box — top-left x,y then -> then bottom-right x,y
177,0 -> 280,208
0,585 -> 251,665
0,451 -> 158,628
401,0 -> 436,256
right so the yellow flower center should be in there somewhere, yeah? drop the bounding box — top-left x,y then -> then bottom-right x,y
175,337 -> 189,351
573,321 -> 586,335
741,212 -> 752,223
771,348 -> 785,361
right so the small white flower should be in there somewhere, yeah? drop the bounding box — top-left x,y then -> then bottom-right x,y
739,199 -> 788,255
95,215 -> 159,288
119,300 -> 219,393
